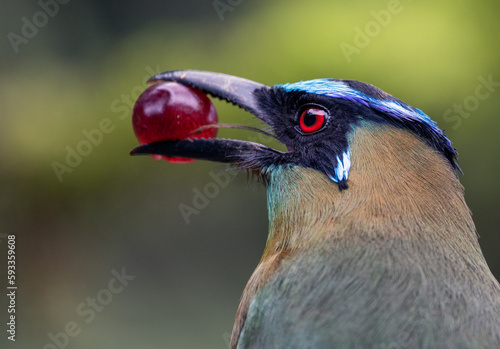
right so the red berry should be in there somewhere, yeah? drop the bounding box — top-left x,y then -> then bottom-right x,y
132,82 -> 218,163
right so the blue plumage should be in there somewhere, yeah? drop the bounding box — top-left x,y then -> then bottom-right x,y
277,79 -> 432,126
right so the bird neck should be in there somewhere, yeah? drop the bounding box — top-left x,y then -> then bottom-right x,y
262,123 -> 479,260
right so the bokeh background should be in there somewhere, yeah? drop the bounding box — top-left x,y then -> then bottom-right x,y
1,0 -> 499,347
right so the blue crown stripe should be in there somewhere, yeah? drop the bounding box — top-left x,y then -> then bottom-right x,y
277,79 -> 438,131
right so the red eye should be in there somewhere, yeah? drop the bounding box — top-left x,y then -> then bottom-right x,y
299,107 -> 327,133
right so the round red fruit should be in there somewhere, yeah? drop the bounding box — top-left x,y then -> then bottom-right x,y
132,82 -> 218,163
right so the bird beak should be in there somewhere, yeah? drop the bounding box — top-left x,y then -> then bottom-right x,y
130,70 -> 281,163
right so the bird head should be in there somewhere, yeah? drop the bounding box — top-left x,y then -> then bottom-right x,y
131,70 -> 459,191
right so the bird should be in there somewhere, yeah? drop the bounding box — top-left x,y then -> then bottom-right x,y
131,70 -> 500,348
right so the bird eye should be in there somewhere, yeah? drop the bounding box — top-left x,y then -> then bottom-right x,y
298,107 -> 327,134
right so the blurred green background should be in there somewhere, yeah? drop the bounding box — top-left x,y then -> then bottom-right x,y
0,0 -> 499,347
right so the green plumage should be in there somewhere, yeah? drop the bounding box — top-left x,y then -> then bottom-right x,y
239,241 -> 500,348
